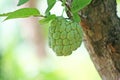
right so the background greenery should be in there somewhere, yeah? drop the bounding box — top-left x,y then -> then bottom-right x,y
0,0 -> 120,80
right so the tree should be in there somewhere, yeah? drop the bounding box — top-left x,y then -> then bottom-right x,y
71,0 -> 120,80
0,0 -> 120,80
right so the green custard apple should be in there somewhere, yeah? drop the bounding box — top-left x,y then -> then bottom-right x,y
48,16 -> 83,56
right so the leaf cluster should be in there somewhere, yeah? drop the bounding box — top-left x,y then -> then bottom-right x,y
0,0 -> 92,22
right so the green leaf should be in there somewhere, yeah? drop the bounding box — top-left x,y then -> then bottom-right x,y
62,0 -> 66,6
72,12 -> 81,22
39,14 -> 56,24
4,8 -> 40,20
71,0 -> 92,13
17,0 -> 29,6
0,12 -> 12,17
45,0 -> 56,16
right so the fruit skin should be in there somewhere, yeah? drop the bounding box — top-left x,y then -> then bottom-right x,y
49,16 -> 83,56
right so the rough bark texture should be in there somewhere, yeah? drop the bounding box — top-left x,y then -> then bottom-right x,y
66,0 -> 120,80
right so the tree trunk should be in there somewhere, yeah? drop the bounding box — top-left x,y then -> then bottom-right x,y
67,0 -> 120,80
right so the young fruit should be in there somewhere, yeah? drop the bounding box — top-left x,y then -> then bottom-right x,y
48,16 -> 82,56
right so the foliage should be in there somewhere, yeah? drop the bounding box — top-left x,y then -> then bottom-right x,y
45,0 -> 56,16
0,0 -> 91,56
0,0 -> 92,22
71,0 -> 91,22
17,0 -> 29,6
0,8 -> 40,20
71,0 -> 91,13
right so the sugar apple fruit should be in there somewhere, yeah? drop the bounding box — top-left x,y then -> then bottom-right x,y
48,16 -> 82,56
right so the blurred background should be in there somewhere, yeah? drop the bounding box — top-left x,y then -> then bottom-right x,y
0,0 -> 120,80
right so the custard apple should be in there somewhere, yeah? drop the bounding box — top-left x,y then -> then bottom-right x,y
48,16 -> 82,56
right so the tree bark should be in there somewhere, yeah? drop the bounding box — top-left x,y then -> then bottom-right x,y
66,0 -> 120,80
